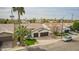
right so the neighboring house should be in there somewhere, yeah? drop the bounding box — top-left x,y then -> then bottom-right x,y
0,32 -> 13,49
63,27 -> 71,33
0,24 -> 14,49
44,23 -> 72,33
44,23 -> 61,32
0,24 -> 14,33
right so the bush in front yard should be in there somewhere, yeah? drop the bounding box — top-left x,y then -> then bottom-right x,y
62,32 -> 69,36
53,31 -> 63,36
53,31 -> 69,36
53,31 -> 59,36
24,38 -> 37,46
72,21 -> 79,31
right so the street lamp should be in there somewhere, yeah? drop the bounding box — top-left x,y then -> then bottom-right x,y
61,17 -> 64,39
71,13 -> 74,22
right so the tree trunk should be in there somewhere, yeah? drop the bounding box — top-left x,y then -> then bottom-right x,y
20,36 -> 25,46
18,11 -> 20,26
11,18 -> 17,47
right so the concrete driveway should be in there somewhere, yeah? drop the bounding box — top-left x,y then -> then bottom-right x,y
41,40 -> 79,51
26,34 -> 79,51
39,34 -> 79,51
31,36 -> 61,46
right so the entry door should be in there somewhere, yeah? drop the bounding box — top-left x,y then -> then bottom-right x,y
34,33 -> 38,37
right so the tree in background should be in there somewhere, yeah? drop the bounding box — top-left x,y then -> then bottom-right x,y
41,18 -> 49,23
72,21 -> 79,31
29,18 -> 36,23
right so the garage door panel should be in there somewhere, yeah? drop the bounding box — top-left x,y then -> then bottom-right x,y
40,32 -> 48,37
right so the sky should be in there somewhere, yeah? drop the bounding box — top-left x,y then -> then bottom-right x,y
0,7 -> 79,20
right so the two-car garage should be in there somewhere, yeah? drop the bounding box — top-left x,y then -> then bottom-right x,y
40,32 -> 48,37
32,28 -> 50,38
33,32 -> 49,37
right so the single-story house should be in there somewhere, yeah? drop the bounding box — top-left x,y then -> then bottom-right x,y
31,28 -> 51,37
23,23 -> 51,38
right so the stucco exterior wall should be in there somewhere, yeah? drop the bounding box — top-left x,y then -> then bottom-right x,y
2,41 -> 13,48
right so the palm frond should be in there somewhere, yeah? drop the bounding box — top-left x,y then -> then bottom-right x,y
12,7 -> 18,12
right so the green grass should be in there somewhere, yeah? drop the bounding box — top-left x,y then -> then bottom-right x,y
24,38 -> 37,46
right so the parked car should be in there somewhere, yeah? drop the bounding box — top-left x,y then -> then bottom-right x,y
62,35 -> 72,42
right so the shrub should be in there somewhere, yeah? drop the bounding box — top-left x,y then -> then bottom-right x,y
72,21 -> 79,31
53,31 -> 69,36
53,31 -> 62,36
53,31 -> 59,36
62,32 -> 69,36
24,38 -> 37,46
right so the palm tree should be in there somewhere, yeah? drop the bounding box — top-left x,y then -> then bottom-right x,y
15,25 -> 29,45
12,7 -> 25,46
12,7 -> 25,25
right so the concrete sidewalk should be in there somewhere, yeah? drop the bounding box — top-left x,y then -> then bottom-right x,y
2,46 -> 25,51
